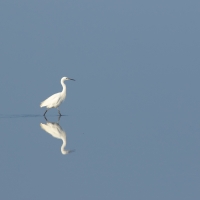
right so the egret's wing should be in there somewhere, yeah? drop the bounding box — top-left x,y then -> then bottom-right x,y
40,92 -> 61,107
40,122 -> 65,139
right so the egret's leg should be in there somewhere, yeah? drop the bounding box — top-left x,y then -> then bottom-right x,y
44,115 -> 48,121
58,115 -> 61,122
57,108 -> 62,116
43,109 -> 48,116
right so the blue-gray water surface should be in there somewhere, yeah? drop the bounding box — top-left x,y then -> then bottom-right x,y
0,1 -> 200,199
0,110 -> 199,199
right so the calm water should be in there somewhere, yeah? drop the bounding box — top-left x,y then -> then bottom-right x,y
0,1 -> 200,199
0,109 -> 199,199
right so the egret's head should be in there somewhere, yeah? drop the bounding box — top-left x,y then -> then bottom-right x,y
61,149 -> 75,155
62,77 -> 75,81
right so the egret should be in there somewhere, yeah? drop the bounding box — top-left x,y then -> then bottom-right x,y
40,117 -> 75,155
40,77 -> 75,116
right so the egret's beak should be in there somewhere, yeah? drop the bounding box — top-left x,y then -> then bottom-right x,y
69,78 -> 75,81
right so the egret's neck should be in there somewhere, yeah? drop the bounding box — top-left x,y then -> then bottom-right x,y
61,80 -> 67,94
61,139 -> 67,154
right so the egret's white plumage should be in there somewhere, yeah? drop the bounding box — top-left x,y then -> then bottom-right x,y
40,120 -> 74,155
40,77 -> 75,116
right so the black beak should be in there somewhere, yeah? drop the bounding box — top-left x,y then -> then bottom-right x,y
69,78 -> 75,81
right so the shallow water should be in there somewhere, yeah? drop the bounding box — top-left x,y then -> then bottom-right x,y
1,1 -> 200,199
0,110 -> 199,200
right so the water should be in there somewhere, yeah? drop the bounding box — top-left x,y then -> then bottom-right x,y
0,109 -> 199,199
0,1 -> 200,199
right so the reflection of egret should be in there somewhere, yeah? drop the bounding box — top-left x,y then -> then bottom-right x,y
40,117 -> 75,155
40,77 -> 75,116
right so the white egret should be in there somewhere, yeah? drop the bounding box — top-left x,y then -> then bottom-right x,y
40,77 -> 75,116
40,117 -> 75,155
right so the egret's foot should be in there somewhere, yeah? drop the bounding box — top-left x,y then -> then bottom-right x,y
57,115 -> 61,122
